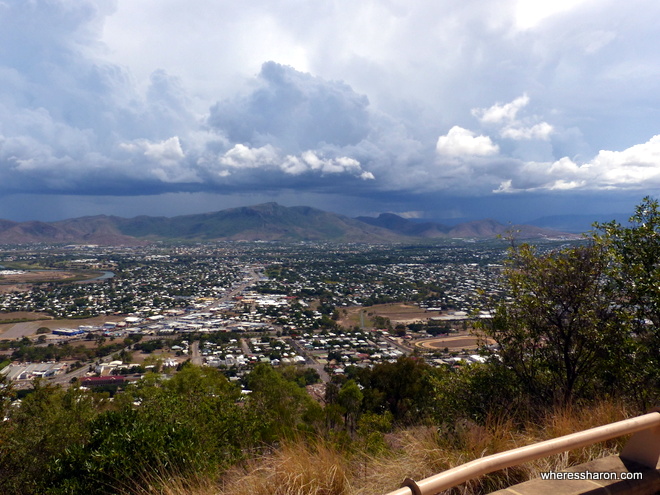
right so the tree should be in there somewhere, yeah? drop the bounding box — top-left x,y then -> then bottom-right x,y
246,364 -> 322,440
594,196 -> 660,406
49,365 -> 255,494
0,381 -> 103,494
338,379 -> 363,434
354,356 -> 434,423
483,243 -> 629,405
595,196 -> 660,329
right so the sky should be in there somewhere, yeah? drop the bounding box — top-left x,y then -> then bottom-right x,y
1,0 -> 659,225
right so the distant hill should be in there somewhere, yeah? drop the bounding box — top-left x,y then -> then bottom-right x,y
0,203 -> 579,245
112,203 -> 403,243
526,214 -> 632,233
357,213 -> 577,240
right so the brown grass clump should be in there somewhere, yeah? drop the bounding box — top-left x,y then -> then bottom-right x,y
125,471 -> 220,495
524,399 -> 632,477
353,419 -> 533,494
219,440 -> 353,495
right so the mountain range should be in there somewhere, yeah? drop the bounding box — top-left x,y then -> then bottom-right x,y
0,203 -> 580,245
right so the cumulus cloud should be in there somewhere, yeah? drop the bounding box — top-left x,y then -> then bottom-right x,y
122,137 -> 185,165
218,144 -> 279,169
473,94 -> 530,124
472,94 -> 554,141
281,152 -> 372,178
208,62 -> 370,153
501,122 -> 554,140
495,135 -> 660,193
119,137 -> 199,183
436,126 -> 499,157
213,144 -> 374,181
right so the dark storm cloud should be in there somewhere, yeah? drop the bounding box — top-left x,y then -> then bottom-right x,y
208,62 -> 371,153
0,1 -> 380,199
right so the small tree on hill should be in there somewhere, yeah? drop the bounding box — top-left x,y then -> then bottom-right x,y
483,243 -> 630,406
594,196 -> 660,407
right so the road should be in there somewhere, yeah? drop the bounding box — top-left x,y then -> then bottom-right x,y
287,337 -> 330,383
381,334 -> 412,355
47,353 -> 117,387
188,266 -> 263,366
190,341 -> 203,366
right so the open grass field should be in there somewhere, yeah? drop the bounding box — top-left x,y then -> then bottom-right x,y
0,314 -> 125,340
0,269 -> 104,294
338,303 -> 443,328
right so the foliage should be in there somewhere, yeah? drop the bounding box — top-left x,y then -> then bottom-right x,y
11,341 -> 96,363
482,243 -> 630,405
278,364 -> 321,386
430,362 -> 522,425
0,382 -> 104,494
245,363 -> 323,441
0,367 -> 258,495
594,196 -> 660,407
54,368 -> 254,493
350,356 -> 435,424
356,411 -> 392,453
338,379 -> 363,434
0,370 -> 14,418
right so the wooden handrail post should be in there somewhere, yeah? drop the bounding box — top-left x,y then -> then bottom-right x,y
620,406 -> 660,469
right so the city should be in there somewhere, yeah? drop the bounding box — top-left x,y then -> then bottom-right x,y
0,240 -> 518,391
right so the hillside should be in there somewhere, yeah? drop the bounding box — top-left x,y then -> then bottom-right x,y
0,203 -> 577,245
356,213 -> 576,240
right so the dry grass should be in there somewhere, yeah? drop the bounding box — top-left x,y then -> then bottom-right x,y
124,469 -> 220,495
524,399 -> 631,476
218,440 -> 354,495
355,401 -> 632,494
140,400 -> 636,495
353,419 -> 531,494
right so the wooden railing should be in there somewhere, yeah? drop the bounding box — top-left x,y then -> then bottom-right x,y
385,409 -> 660,495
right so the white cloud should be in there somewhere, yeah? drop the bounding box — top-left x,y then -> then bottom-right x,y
119,136 -> 200,183
495,134 -> 660,193
215,144 -> 374,180
501,122 -> 554,140
143,137 -> 184,165
120,136 -> 185,167
436,126 -> 499,157
473,94 -> 530,124
593,136 -> 660,185
282,151 -> 371,177
514,0 -> 591,30
473,94 -> 554,141
218,144 -> 279,169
